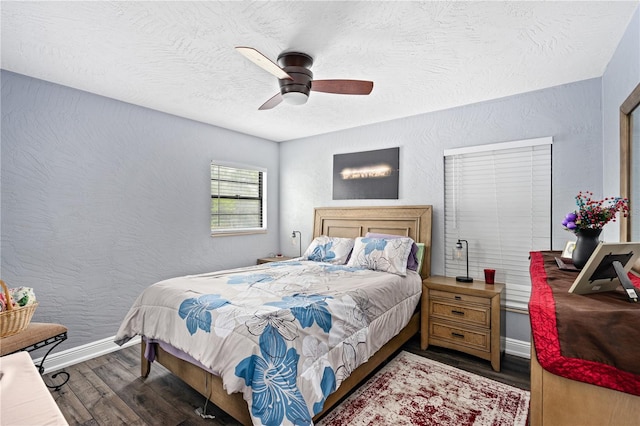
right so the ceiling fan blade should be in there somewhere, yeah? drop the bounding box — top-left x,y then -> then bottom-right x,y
311,80 -> 373,95
258,93 -> 283,110
235,46 -> 292,80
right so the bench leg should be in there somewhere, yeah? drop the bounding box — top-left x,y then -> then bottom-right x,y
45,370 -> 70,391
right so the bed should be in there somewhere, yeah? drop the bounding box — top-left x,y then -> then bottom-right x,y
115,205 -> 432,425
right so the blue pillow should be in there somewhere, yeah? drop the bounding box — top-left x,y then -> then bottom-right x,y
302,236 -> 355,264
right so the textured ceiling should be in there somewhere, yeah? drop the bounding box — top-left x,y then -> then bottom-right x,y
2,1 -> 639,142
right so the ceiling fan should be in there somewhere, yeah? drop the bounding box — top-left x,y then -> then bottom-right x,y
235,47 -> 374,110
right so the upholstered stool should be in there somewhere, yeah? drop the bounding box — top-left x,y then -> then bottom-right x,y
0,351 -> 69,425
0,322 -> 69,390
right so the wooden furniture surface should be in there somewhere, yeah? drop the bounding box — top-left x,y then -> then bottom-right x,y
420,276 -> 504,371
0,351 -> 69,425
529,251 -> 640,426
530,344 -> 640,426
142,205 -> 432,425
0,322 -> 67,356
256,255 -> 294,264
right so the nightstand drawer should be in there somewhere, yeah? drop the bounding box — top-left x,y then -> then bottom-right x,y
429,289 -> 490,306
429,300 -> 491,328
430,322 -> 490,352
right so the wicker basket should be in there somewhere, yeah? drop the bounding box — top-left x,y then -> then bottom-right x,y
0,279 -> 38,338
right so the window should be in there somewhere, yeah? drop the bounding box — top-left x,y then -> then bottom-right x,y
211,162 -> 266,235
444,137 -> 552,311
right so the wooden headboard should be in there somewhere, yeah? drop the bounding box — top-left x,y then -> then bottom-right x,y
312,205 -> 432,279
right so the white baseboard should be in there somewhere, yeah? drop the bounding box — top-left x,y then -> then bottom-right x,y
505,337 -> 531,359
34,335 -> 141,374
36,335 -> 531,374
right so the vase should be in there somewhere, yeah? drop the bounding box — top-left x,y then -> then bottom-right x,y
572,228 -> 602,269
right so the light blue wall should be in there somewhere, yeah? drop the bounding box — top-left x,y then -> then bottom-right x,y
280,79 -> 603,344
280,80 -> 603,265
602,6 -> 640,242
1,71 -> 280,350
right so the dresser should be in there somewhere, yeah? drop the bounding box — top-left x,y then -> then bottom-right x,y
529,251 -> 640,426
420,276 -> 505,371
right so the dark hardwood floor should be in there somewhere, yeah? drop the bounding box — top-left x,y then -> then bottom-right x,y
45,336 -> 530,425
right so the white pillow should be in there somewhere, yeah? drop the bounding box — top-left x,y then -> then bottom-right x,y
347,236 -> 414,276
303,236 -> 355,264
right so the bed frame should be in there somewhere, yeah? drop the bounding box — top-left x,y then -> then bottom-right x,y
141,205 -> 432,425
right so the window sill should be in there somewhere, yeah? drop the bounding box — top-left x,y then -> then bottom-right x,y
210,229 -> 267,237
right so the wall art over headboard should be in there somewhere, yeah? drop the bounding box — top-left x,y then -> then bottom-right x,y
332,147 -> 399,200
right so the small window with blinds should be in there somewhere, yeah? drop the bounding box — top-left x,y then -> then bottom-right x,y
443,137 -> 552,311
211,162 -> 266,235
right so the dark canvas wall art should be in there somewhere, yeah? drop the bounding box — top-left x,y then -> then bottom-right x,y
333,147 -> 399,200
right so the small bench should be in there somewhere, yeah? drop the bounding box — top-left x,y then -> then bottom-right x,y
0,322 -> 69,390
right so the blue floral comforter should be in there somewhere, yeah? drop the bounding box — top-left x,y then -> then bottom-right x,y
115,260 -> 421,425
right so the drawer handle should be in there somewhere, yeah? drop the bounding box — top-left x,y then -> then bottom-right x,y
451,332 -> 465,339
455,295 -> 462,300
451,310 -> 465,316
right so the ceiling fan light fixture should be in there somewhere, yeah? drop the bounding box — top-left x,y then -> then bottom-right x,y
282,91 -> 309,105
235,47 -> 373,110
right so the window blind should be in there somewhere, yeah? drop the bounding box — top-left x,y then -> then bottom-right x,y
211,163 -> 266,233
444,137 -> 552,310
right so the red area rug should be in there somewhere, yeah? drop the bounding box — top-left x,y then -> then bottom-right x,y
318,351 -> 530,426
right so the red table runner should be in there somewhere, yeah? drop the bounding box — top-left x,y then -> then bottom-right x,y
529,251 -> 640,396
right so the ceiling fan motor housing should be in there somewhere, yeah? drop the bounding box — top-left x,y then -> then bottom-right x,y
278,52 -> 313,103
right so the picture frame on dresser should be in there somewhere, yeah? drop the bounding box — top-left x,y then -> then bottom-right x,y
561,241 -> 576,259
568,242 -> 640,301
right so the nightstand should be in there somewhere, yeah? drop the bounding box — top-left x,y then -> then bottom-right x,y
421,276 -> 505,371
257,256 -> 294,264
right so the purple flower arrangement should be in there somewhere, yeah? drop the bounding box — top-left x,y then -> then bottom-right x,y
562,191 -> 629,232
